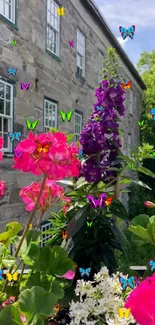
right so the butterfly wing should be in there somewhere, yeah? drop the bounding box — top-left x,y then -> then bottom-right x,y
42,143 -> 51,153
128,276 -> 135,289
87,195 -> 98,208
128,25 -> 135,39
12,272 -> 18,281
67,111 -> 73,122
79,268 -> 85,277
36,142 -> 43,153
25,83 -> 30,90
60,111 -> 66,122
0,269 -> 3,280
15,132 -> 21,142
150,108 -> 155,115
25,119 -> 32,130
120,83 -> 126,90
127,80 -> 132,88
8,132 -> 15,142
137,121 -> 141,126
105,196 -> 114,206
119,26 -> 127,39
57,8 -> 60,15
119,277 -> 127,290
85,267 -> 91,277
20,82 -> 25,90
149,259 -> 155,271
31,120 -> 39,130
6,273 -> 12,282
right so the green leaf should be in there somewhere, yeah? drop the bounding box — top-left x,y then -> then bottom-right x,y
120,176 -> 152,190
66,134 -> 75,142
0,305 -> 23,324
128,224 -> 152,243
56,180 -> 74,186
130,214 -> 150,228
32,246 -> 75,275
137,166 -> 155,178
17,231 -> 40,266
2,255 -> 16,268
0,222 -> 22,246
18,286 -> 56,321
67,204 -> 90,238
108,199 -> 129,221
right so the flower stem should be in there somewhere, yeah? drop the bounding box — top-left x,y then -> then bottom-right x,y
2,173 -> 47,293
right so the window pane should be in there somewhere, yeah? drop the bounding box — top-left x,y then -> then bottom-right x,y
0,99 -> 4,115
0,83 -> 4,98
3,133 -> 8,148
6,84 -> 11,100
3,118 -> 8,132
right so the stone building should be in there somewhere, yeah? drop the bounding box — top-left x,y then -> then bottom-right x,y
0,0 -> 146,238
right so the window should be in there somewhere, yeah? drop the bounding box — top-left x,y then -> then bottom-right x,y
40,221 -> 53,247
74,112 -> 83,141
0,79 -> 13,152
44,98 -> 58,131
46,0 -> 60,56
76,29 -> 85,78
0,0 -> 16,23
98,51 -> 104,82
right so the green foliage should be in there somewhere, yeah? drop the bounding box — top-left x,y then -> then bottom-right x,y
0,222 -> 22,246
101,48 -> 123,82
128,214 -> 155,245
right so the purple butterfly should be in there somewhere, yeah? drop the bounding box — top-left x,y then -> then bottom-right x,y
68,40 -> 74,48
20,82 -> 31,90
134,276 -> 141,286
88,193 -> 107,208
14,147 -> 23,158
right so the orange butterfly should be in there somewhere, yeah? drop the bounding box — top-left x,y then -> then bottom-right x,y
62,230 -> 68,239
36,142 -> 51,153
121,80 -> 132,90
105,196 -> 114,206
54,304 -> 61,312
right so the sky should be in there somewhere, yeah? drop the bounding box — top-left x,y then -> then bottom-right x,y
94,0 -> 155,67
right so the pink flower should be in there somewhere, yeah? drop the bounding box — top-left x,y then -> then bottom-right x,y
19,179 -> 71,212
56,270 -> 75,280
144,201 -> 155,208
0,181 -> 6,198
125,273 -> 155,325
20,313 -> 27,323
0,137 -> 4,161
13,131 -> 81,180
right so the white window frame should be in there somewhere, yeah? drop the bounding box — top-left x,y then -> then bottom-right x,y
98,51 -> 104,82
40,221 -> 53,247
44,98 -> 58,130
0,0 -> 16,23
46,0 -> 60,56
74,112 -> 83,141
76,29 -> 85,78
0,78 -> 13,152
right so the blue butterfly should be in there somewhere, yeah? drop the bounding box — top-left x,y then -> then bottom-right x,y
150,109 -> 155,120
79,267 -> 91,277
119,25 -> 135,40
8,132 -> 21,142
149,260 -> 155,271
8,67 -> 17,76
96,105 -> 103,111
0,269 -> 3,280
119,276 -> 135,290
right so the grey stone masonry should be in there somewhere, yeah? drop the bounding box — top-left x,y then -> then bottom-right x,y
0,0 -> 146,231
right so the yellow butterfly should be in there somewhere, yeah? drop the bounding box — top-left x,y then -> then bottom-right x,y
6,272 -> 18,282
57,7 -> 65,16
118,308 -> 130,318
28,224 -> 32,230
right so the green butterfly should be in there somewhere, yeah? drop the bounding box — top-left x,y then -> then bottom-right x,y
59,111 -> 73,122
152,152 -> 155,157
130,163 -> 134,169
87,221 -> 93,227
25,119 -> 39,131
137,120 -> 144,127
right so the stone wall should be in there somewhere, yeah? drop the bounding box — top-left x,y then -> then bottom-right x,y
0,0 -> 143,231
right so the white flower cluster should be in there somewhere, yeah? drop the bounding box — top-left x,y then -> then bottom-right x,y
69,267 -> 138,325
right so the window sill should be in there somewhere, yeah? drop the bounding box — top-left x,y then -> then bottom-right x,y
46,49 -> 61,62
76,72 -> 85,83
0,14 -> 18,31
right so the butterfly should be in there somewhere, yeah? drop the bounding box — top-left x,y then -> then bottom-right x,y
119,25 -> 135,40
88,193 -> 106,208
96,105 -> 103,111
130,163 -> 134,169
79,267 -> 91,277
0,269 -> 3,280
36,142 -> 51,154
57,6 -> 65,16
137,120 -> 144,127
120,80 -> 132,90
6,272 -> 18,282
54,304 -> 61,313
149,260 -> 155,271
150,108 -> 155,120
152,152 -> 155,158
14,148 -> 23,158
28,224 -> 32,230
62,230 -> 68,240
87,221 -> 93,227
8,132 -> 21,142
59,111 -> 73,122
25,119 -> 39,131
20,82 -> 31,90
119,276 -> 135,290
68,40 -> 74,48
105,196 -> 114,206
1,296 -> 16,309
8,68 -> 17,76
134,276 -> 141,286
118,308 -> 131,318
11,40 -> 16,46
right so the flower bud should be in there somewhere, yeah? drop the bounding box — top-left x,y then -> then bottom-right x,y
144,201 -> 155,208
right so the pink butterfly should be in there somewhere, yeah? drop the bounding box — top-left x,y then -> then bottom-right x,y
134,276 -> 141,286
88,193 -> 107,208
14,147 -> 23,158
68,40 -> 74,48
20,82 -> 31,90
